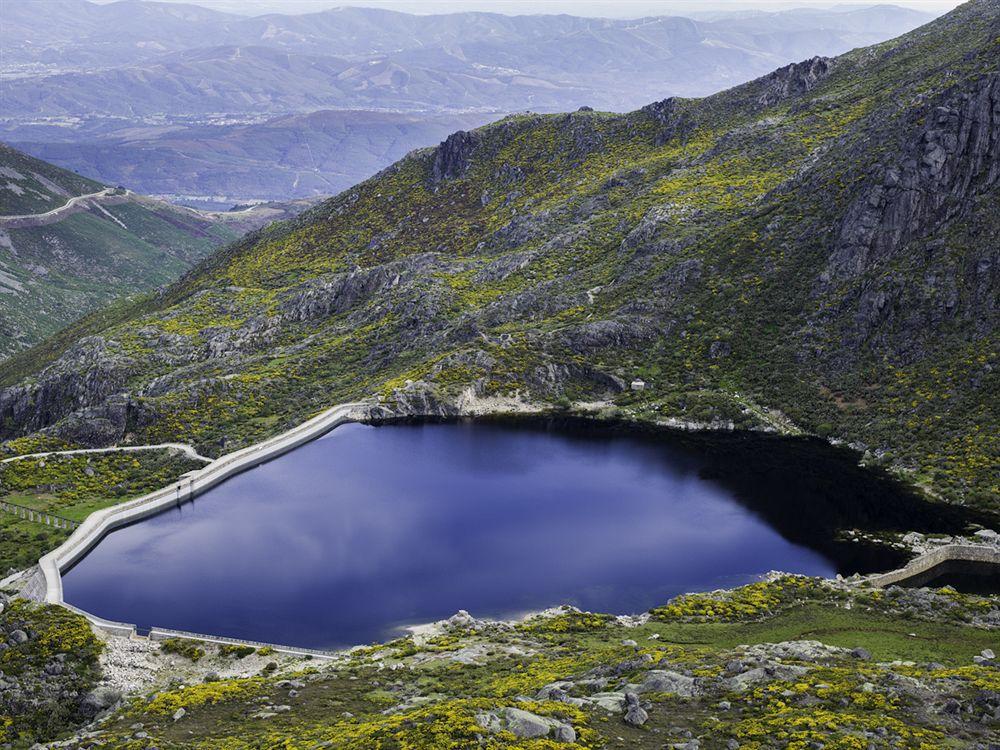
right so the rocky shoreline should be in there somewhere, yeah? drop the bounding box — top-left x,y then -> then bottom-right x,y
4,571 -> 999,749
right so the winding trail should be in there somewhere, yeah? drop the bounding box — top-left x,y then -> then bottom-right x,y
0,443 -> 213,465
0,188 -> 117,227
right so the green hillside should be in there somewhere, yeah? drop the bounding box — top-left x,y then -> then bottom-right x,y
0,145 -> 319,359
0,144 -> 242,358
0,143 -> 104,215
1,1 -> 997,511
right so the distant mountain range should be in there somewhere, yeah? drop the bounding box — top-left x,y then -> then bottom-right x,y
4,3 -> 935,113
1,1 -> 936,205
0,144 -> 313,357
9,110 -> 494,203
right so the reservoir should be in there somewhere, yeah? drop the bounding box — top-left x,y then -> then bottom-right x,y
62,420 -> 961,649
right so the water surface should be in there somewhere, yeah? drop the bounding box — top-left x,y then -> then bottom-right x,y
64,421 -> 952,648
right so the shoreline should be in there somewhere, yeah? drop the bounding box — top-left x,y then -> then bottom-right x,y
3,400 -> 997,658
1,402 -> 367,614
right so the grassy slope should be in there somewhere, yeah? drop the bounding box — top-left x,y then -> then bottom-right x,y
21,577 -> 1000,749
3,2 -> 995,507
0,450 -> 205,577
0,143 -> 104,215
0,145 -> 241,358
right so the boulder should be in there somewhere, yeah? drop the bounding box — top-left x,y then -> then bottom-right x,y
8,629 -> 28,645
587,692 -> 627,712
623,691 -> 648,726
637,669 -> 698,697
80,686 -> 122,718
477,707 -> 576,743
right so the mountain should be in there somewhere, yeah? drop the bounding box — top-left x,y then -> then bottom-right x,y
2,4 -> 935,116
1,1 -> 997,512
0,144 -> 312,358
9,110 -> 496,203
1,3 -> 935,205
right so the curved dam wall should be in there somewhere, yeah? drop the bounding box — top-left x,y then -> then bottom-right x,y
16,401 -> 366,652
867,543 -> 1000,587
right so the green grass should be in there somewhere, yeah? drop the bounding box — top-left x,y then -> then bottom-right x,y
634,604 -> 997,664
0,515 -> 69,576
0,450 -> 204,572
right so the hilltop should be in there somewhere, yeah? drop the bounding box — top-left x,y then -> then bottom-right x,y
0,145 -> 312,358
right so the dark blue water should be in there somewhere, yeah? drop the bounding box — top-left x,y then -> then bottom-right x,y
63,422 -> 844,648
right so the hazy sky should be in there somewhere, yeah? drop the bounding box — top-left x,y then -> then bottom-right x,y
87,0 -> 967,17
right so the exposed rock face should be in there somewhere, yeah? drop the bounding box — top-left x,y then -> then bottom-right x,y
431,130 -> 481,182
756,56 -> 832,107
831,73 -> 1000,279
0,343 -> 133,440
280,255 -> 438,323
641,97 -> 695,146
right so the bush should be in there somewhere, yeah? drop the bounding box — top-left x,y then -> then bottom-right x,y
160,638 -> 206,662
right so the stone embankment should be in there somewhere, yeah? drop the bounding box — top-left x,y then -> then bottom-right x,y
867,536 -> 1000,587
3,402 -> 366,645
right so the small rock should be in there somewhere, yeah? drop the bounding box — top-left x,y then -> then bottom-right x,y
621,639 -> 638,648
624,704 -> 648,727
982,649 -> 996,660
553,724 -> 577,743
851,647 -> 872,660
942,699 -> 961,715
172,708 -> 186,722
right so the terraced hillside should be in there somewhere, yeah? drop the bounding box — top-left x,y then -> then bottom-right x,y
0,145 -> 311,359
1,1 -> 997,511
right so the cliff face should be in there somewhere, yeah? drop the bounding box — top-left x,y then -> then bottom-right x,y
1,1 -> 997,506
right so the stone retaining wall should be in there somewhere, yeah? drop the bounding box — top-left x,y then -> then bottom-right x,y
147,627 -> 339,660
1,401 -> 367,643
867,543 -> 1000,587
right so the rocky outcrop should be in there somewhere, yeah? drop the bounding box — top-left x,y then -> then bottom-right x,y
830,73 -> 1000,279
280,255 -> 439,324
756,56 -> 833,108
430,130 -> 481,183
476,707 -> 577,743
0,341 -> 133,441
641,97 -> 695,146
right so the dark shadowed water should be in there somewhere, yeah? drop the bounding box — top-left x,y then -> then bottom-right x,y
896,560 -> 1000,596
63,420 -> 979,649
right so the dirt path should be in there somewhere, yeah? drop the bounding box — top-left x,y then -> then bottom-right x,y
0,442 -> 214,465
0,188 -> 121,228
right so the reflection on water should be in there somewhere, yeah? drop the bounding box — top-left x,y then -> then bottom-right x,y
63,420 -> 977,649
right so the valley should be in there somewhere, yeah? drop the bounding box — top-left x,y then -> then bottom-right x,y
0,144 -> 315,358
0,1 -> 997,748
